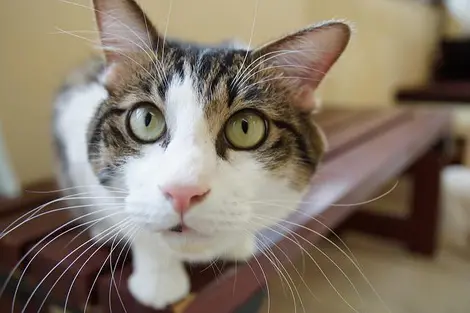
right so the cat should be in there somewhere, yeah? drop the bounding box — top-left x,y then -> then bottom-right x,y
52,0 -> 350,309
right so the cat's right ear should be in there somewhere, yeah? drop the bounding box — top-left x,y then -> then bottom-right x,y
93,0 -> 160,64
251,22 -> 350,113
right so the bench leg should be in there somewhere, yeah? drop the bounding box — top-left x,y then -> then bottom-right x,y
343,139 -> 446,257
407,142 -> 443,256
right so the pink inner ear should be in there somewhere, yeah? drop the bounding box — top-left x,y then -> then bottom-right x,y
257,22 -> 351,112
93,0 -> 159,64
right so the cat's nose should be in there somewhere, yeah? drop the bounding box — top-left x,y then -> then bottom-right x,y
163,185 -> 210,214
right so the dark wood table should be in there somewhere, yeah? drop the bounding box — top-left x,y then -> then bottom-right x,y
397,82 -> 470,104
0,107 -> 451,313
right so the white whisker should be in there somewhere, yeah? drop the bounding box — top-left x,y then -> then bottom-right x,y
161,0 -> 174,73
249,252 -> 271,313
62,220 -> 132,313
233,49 -> 307,88
82,224 -> 137,313
0,208 -> 124,307
247,180 -> 399,207
29,219 -> 131,313
58,0 -> 155,54
232,0 -> 260,84
25,184 -> 126,194
262,237 -> 306,313
118,233 -> 136,286
237,64 -> 315,90
54,28 -> 162,83
55,27 -> 158,82
235,49 -> 327,93
251,219 -> 361,313
255,213 -> 391,313
109,226 -> 140,312
256,241 -> 299,313
238,76 -> 320,96
11,211 -> 126,313
64,207 -> 126,249
1,201 -> 124,240
1,191 -> 94,238
257,229 -> 319,303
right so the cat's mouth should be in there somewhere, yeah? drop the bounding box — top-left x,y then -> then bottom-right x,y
168,223 -> 186,233
166,223 -> 195,234
163,223 -> 209,238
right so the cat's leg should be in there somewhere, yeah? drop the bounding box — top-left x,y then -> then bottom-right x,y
222,235 -> 257,261
128,233 -> 190,309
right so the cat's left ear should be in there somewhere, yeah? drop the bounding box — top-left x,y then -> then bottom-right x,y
252,21 -> 351,112
93,0 -> 161,64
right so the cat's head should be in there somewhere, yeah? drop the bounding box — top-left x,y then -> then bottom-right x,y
89,0 -> 350,258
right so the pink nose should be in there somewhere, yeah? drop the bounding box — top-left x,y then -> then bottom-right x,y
163,185 -> 210,214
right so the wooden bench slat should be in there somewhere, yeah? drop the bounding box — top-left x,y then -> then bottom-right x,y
26,230 -> 111,308
311,109 -> 412,161
0,292 -> 40,313
0,179 -> 58,216
0,203 -> 71,269
323,109 -> 410,160
315,109 -> 362,131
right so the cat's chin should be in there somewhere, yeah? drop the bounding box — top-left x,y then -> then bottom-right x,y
160,230 -> 243,261
164,237 -> 223,261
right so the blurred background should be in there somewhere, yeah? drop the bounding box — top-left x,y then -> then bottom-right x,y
0,0 -> 446,185
2,0 -> 470,312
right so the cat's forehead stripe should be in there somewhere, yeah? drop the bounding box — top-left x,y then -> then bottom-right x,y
144,44 -> 256,109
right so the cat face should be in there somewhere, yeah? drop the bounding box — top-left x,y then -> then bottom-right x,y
88,0 -> 350,256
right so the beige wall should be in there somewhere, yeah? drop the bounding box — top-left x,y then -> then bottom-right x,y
0,0 -> 439,184
307,0 -> 439,106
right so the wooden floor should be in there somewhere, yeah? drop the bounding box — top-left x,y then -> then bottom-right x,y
260,233 -> 470,313
260,180 -> 470,313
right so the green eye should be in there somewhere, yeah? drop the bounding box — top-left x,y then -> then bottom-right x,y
224,110 -> 268,150
127,103 -> 166,143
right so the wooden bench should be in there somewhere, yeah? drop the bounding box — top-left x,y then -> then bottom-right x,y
0,107 -> 451,313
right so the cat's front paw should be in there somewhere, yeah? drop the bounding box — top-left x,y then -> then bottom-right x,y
128,267 -> 190,309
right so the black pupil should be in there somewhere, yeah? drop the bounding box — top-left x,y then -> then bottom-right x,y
144,112 -> 153,127
241,119 -> 249,134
